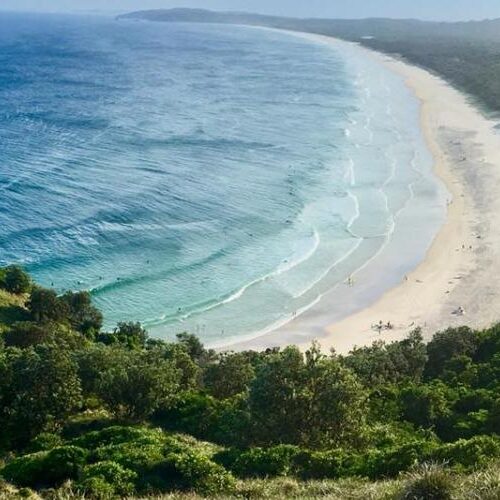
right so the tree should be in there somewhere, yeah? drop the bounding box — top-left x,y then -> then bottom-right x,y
160,343 -> 200,390
249,344 -> 367,448
3,344 -> 82,446
399,382 -> 454,429
1,265 -> 32,294
425,327 -> 479,379
27,287 -> 69,324
4,322 -> 53,348
176,333 -> 216,365
342,330 -> 427,386
96,350 -> 180,421
204,352 -> 255,399
60,291 -> 103,337
97,322 -> 147,349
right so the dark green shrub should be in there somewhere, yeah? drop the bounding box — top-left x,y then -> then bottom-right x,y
163,451 -> 235,495
71,425 -> 163,450
1,266 -> 32,294
399,463 -> 455,500
76,476 -> 116,499
156,391 -> 219,438
364,441 -> 439,479
1,446 -> 88,488
78,461 -> 137,496
28,433 -> 63,452
41,446 -> 89,485
228,445 -> 302,478
93,442 -> 165,475
425,327 -> 479,379
431,435 -> 500,470
293,449 -> 348,479
0,452 -> 47,487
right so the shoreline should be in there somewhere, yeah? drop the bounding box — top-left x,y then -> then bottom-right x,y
225,31 -> 500,353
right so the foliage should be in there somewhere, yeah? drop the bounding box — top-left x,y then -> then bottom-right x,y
399,463 -> 455,500
95,350 -> 180,421
249,344 -> 367,448
59,291 -> 103,337
0,268 -> 499,497
0,344 -> 82,447
0,266 -> 32,295
77,461 -> 137,497
342,330 -> 427,386
203,352 -> 255,399
27,288 -> 69,325
1,446 -> 87,488
216,445 -> 302,478
424,327 -> 480,379
162,451 -> 236,495
96,321 -> 147,349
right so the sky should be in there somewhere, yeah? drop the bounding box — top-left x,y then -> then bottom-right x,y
1,0 -> 500,22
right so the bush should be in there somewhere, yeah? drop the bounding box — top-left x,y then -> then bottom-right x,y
363,440 -> 439,479
425,327 -> 479,379
0,452 -> 47,487
76,476 -> 116,499
163,451 -> 235,495
0,446 -> 88,488
1,266 -> 32,294
431,435 -> 500,471
41,446 -> 89,485
399,463 -> 455,500
293,449 -> 351,480
228,445 -> 302,478
71,426 -> 163,450
28,433 -> 63,453
93,442 -> 165,477
78,461 -> 137,496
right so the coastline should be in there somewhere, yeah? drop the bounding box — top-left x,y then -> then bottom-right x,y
226,31 -> 500,353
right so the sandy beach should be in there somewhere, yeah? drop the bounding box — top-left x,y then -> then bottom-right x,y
227,32 -> 500,354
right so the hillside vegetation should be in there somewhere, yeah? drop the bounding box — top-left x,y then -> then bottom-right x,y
0,266 -> 498,498
119,8 -> 500,115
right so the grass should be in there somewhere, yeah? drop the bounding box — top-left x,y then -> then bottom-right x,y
0,289 -> 28,334
17,462 -> 498,500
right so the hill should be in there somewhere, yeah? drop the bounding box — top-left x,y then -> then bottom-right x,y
0,266 -> 498,498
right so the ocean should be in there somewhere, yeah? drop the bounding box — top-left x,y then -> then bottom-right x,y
0,13 -> 446,345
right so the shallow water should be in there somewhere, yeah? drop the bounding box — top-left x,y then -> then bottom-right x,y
0,13 -> 446,344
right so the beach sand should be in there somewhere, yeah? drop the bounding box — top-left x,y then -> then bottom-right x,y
227,32 -> 500,354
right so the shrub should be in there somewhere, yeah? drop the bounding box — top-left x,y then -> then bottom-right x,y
425,327 -> 479,379
0,446 -> 88,488
41,446 -> 89,485
93,442 -> 165,475
163,451 -> 235,495
399,463 -> 455,500
293,449 -> 350,480
228,445 -> 302,478
363,440 -> 439,479
76,476 -> 116,499
96,351 -> 180,421
28,433 -> 63,453
78,461 -> 137,496
156,391 -> 219,438
1,266 -> 32,294
0,452 -> 47,487
431,435 -> 500,471
71,426 -> 163,450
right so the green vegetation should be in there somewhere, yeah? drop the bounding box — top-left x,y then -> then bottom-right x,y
0,268 -> 498,498
120,8 -> 500,115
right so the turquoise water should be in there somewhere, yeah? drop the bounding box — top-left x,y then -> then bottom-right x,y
0,14 -> 445,345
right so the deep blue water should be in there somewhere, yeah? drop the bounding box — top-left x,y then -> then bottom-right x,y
0,13 -> 445,344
